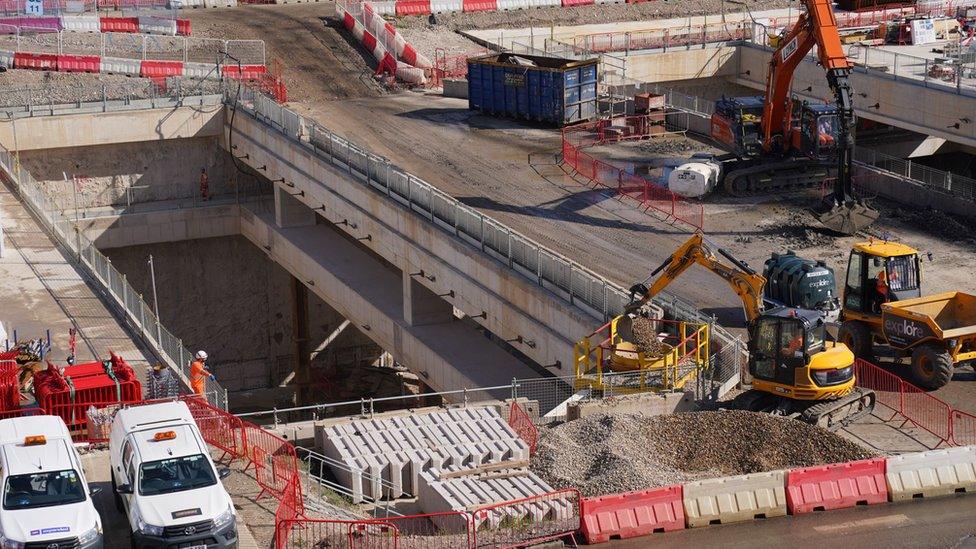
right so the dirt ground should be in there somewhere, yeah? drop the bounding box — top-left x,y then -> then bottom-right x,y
392,0 -> 793,30
184,3 -> 387,103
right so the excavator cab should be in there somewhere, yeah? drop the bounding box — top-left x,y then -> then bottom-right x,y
842,240 -> 922,320
749,308 -> 852,391
798,103 -> 842,159
711,96 -> 765,158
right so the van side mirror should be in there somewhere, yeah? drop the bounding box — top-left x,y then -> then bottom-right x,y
118,484 -> 133,495
89,485 -> 103,495
218,468 -> 232,480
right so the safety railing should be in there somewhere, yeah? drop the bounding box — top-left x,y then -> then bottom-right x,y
573,318 -> 710,395
561,116 -> 705,231
0,140 -> 229,410
0,83 -> 223,116
570,22 -> 751,54
0,30 -> 264,64
472,488 -> 581,548
225,84 -> 743,371
854,359 -> 975,447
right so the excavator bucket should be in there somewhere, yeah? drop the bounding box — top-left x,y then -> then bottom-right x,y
817,199 -> 879,235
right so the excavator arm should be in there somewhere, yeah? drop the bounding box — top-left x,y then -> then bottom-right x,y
625,233 -> 767,324
760,0 -> 878,235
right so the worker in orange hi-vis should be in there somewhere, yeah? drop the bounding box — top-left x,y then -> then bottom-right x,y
875,269 -> 890,312
199,168 -> 210,201
190,350 -> 215,397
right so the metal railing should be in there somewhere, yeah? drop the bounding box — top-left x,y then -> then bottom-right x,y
0,29 -> 265,65
0,82 -> 223,115
226,87 -> 745,386
0,136 -> 229,410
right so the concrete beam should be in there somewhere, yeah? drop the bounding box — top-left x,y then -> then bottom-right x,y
404,271 -> 454,327
225,109 -> 596,377
239,205 -> 533,394
275,182 -> 317,228
0,104 -> 223,151
625,46 -> 738,83
75,203 -> 242,249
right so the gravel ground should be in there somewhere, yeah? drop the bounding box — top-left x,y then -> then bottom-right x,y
393,0 -> 793,31
0,70 -> 224,107
531,410 -> 879,497
398,26 -> 484,61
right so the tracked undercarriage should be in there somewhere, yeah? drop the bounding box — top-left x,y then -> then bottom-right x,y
731,387 -> 876,431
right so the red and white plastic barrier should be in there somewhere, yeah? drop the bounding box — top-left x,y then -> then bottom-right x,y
58,54 -> 101,73
362,2 -> 432,69
60,15 -> 101,33
138,16 -> 178,36
463,0 -> 496,10
339,6 -> 426,84
395,0 -> 431,14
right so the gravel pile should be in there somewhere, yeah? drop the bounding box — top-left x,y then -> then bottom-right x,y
394,0 -> 795,31
638,137 -> 713,156
630,316 -> 669,357
531,410 -> 878,497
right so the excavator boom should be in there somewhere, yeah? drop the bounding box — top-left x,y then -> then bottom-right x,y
749,0 -> 878,234
626,233 -> 766,324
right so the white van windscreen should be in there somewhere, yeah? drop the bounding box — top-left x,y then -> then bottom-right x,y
3,469 -> 86,510
139,454 -> 217,495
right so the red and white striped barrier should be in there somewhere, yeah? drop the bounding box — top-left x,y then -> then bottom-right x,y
361,1 -> 432,69
339,6 -> 426,84
0,48 -> 259,82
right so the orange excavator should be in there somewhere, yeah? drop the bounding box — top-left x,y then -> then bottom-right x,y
710,0 -> 879,235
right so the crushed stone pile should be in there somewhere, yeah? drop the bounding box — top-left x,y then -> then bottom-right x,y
637,137 -> 713,156
630,316 -> 670,357
531,410 -> 878,497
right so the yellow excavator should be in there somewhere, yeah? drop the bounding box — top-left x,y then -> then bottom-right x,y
625,232 -> 875,428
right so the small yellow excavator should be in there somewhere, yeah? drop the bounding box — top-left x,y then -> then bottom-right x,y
838,239 -> 976,389
625,232 -> 875,429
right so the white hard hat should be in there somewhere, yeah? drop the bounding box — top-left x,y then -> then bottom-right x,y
195,350 -> 208,360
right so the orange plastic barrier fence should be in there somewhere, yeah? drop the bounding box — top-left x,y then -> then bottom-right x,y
241,420 -> 302,503
99,16 -> 139,33
786,458 -> 888,514
561,128 -> 704,230
13,52 -> 57,70
176,19 -> 191,36
58,54 -> 101,73
0,360 -> 17,412
472,489 -> 581,548
462,0 -> 495,10
508,400 -> 538,454
580,485 -> 685,543
854,359 -> 963,446
180,395 -> 245,461
952,410 -> 976,446
395,0 -> 431,15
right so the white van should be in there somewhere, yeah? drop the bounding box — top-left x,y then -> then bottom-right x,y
109,401 -> 236,549
0,415 -> 104,548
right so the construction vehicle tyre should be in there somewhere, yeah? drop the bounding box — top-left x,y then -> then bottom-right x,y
838,321 -> 873,358
910,344 -> 953,390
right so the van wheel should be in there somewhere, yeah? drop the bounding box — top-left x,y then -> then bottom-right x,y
838,321 -> 873,358
112,475 -> 123,513
910,344 -> 953,390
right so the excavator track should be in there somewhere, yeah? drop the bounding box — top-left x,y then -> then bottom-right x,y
723,159 -> 834,196
729,387 -> 876,431
797,387 -> 876,431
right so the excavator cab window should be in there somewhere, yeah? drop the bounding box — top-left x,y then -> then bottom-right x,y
843,250 -> 867,312
750,316 -> 807,386
801,109 -> 839,157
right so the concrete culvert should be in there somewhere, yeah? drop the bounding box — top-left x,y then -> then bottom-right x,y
530,410 -> 880,497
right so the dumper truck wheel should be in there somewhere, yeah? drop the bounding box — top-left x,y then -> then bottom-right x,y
910,344 -> 953,390
838,321 -> 873,358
